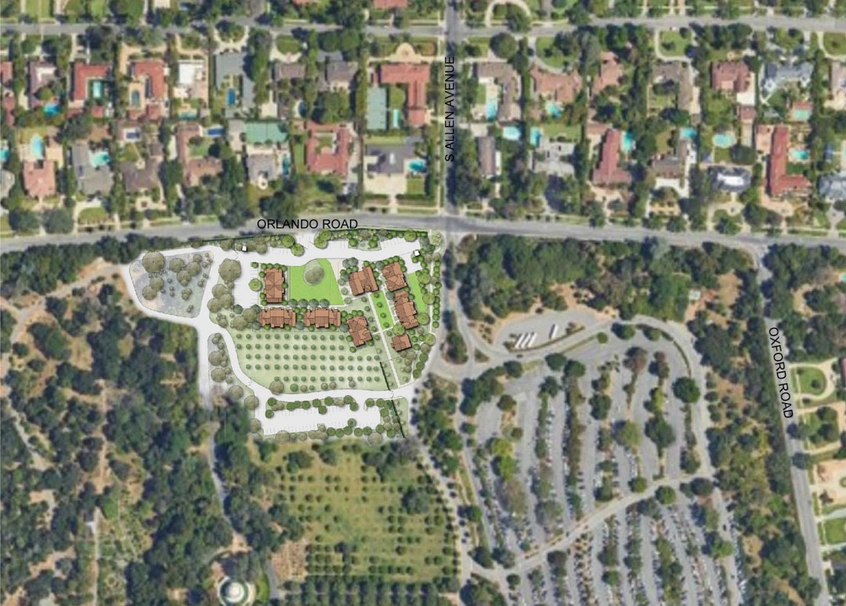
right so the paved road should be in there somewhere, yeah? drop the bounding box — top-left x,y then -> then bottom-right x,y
3,214 -> 845,254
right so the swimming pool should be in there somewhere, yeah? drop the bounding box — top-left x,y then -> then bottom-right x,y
91,81 -> 104,99
125,129 -> 140,141
713,132 -> 736,148
206,126 -> 225,137
392,109 -> 401,129
30,135 -> 45,160
227,88 -> 236,106
680,126 -> 696,141
792,108 -> 812,121
530,127 -> 542,147
789,148 -> 809,162
91,150 -> 110,168
621,131 -> 635,153
546,101 -> 562,118
43,101 -> 61,117
281,156 -> 291,177
502,125 -> 521,141
408,159 -> 427,174
0,148 -> 8,163
486,98 -> 499,121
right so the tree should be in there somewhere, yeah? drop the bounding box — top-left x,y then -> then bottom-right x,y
9,208 -> 40,233
672,377 -> 701,404
490,33 -> 518,60
401,487 -> 430,514
41,208 -> 74,234
656,485 -> 676,505
142,251 -> 166,273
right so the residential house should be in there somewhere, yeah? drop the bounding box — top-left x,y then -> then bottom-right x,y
393,290 -> 418,329
737,105 -> 757,123
177,123 -> 223,186
264,268 -> 285,303
477,136 -> 499,178
127,59 -> 168,120
0,170 -> 15,199
592,52 -> 624,96
22,161 -> 56,198
652,62 -> 694,112
174,59 -> 209,107
347,315 -> 372,347
592,129 -> 631,186
303,308 -> 341,328
214,53 -> 254,114
274,62 -> 306,82
365,139 -> 420,175
70,61 -> 111,115
381,262 -> 407,291
259,307 -> 297,328
28,61 -> 59,109
71,142 -> 114,196
761,62 -> 813,96
529,63 -> 582,105
534,140 -> 575,178
304,121 -> 351,177
710,61 -> 750,93
373,0 -> 407,8
379,63 -> 430,128
709,166 -> 752,193
120,143 -> 163,194
476,62 -> 520,121
652,139 -> 690,180
391,334 -> 412,351
830,62 -> 846,108
321,60 -> 358,91
349,265 -> 378,296
819,173 -> 846,201
768,125 -> 810,197
247,153 -> 281,188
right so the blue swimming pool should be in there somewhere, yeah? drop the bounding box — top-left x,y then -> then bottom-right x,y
43,101 -> 61,117
0,148 -> 8,163
621,131 -> 635,153
125,129 -> 140,141
486,98 -> 498,121
392,109 -> 401,129
206,126 -> 224,137
409,159 -> 427,174
546,101 -> 562,118
502,125 -> 520,141
713,132 -> 736,148
530,127 -> 542,147
680,126 -> 696,141
282,156 -> 291,177
91,81 -> 104,99
227,88 -> 236,106
792,108 -> 812,121
91,150 -> 110,168
30,135 -> 45,160
789,148 -> 809,162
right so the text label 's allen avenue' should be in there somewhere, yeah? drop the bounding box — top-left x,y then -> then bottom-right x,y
444,56 -> 456,162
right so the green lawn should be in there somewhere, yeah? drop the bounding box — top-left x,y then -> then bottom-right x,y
276,35 -> 303,54
78,207 -> 110,224
407,270 -> 427,308
406,176 -> 426,196
535,38 -> 567,69
822,518 -> 846,545
794,366 -> 828,396
371,291 -> 394,330
658,30 -> 690,58
269,441 -> 457,582
24,0 -> 52,19
288,259 -> 343,305
823,33 -> 846,56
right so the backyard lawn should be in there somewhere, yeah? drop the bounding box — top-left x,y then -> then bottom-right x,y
794,366 -> 828,396
822,518 -> 846,545
288,259 -> 344,305
268,441 -> 457,583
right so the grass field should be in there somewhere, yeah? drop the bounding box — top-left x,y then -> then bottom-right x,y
371,291 -> 394,330
794,366 -> 827,396
822,518 -> 846,545
407,271 -> 426,307
270,441 -> 457,582
658,30 -> 690,57
24,0 -> 51,19
288,259 -> 344,305
823,33 -> 846,56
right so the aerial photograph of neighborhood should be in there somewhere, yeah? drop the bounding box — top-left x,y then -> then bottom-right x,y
1,0 -> 846,604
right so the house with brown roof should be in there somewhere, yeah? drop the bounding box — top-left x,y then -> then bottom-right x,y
475,62 -> 519,121
373,0 -> 408,8
349,265 -> 378,296
391,334 -> 412,351
127,59 -> 168,120
592,129 -> 631,186
27,61 -> 59,110
71,61 -> 111,115
477,136 -> 498,178
264,268 -> 285,303
394,290 -> 419,329
259,307 -> 297,328
22,161 -> 56,198
652,62 -> 694,113
379,63 -> 430,128
176,123 -> 223,186
592,52 -> 624,96
711,61 -> 750,93
304,121 -> 351,177
381,262 -> 407,291
347,315 -> 372,347
303,308 -> 341,328
768,125 -> 810,197
652,139 -> 690,180
529,63 -> 582,105
830,62 -> 846,109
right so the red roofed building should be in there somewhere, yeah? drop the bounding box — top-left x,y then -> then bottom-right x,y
71,61 -> 111,109
128,59 -> 167,120
304,121 -> 351,177
379,63 -> 430,128
373,0 -> 408,7
768,126 -> 810,197
22,161 -> 56,198
529,63 -> 582,104
592,129 -> 631,186
711,61 -> 750,93
591,52 -> 623,96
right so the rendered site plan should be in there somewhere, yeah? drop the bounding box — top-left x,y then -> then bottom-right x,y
3,1 -> 846,606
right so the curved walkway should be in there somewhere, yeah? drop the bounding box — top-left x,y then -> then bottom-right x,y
484,0 -> 532,26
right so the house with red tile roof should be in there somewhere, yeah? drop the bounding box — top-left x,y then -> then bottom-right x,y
591,52 -> 623,96
391,334 -> 412,351
347,315 -> 372,347
176,123 -> 223,186
711,61 -> 750,93
304,121 -> 351,177
70,61 -> 111,115
768,125 -> 810,197
592,129 -> 631,186
378,63 -> 430,128
127,59 -> 168,120
264,268 -> 285,303
259,308 -> 297,328
22,161 -> 56,198
394,290 -> 419,330
381,262 -> 407,291
373,0 -> 408,8
529,63 -> 582,104
349,265 -> 378,296
303,308 -> 341,328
